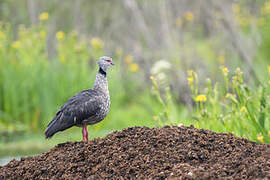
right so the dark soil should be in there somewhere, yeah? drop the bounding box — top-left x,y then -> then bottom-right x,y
1,126 -> 270,180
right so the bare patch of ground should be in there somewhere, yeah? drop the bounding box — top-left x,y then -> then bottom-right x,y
1,126 -> 270,179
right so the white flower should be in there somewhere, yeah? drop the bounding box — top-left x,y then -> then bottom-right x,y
150,60 -> 171,75
156,72 -> 167,82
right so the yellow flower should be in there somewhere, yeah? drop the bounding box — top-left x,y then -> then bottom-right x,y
12,41 -> 21,49
39,12 -> 49,20
218,55 -> 225,64
187,77 -> 193,83
268,65 -> 270,73
195,94 -> 207,102
221,66 -> 229,75
268,131 -> 270,136
150,76 -> 154,80
129,63 -> 139,72
40,30 -> 46,38
90,37 -> 103,49
124,55 -> 133,64
240,106 -> 247,113
257,134 -> 264,143
184,12 -> 194,22
56,31 -> 65,40
225,93 -> 232,98
176,17 -> 183,26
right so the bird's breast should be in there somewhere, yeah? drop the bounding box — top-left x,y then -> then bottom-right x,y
93,94 -> 110,121
100,95 -> 110,116
82,90 -> 110,126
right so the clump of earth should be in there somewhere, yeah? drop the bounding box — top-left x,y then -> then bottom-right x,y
1,126 -> 270,179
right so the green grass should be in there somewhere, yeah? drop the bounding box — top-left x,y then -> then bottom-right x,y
151,67 -> 270,143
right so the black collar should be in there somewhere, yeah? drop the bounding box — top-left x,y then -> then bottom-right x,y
99,68 -> 107,76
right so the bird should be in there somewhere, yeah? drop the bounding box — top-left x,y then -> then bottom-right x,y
45,56 -> 114,142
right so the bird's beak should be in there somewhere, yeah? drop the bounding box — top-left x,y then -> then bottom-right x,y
111,61 -> 115,65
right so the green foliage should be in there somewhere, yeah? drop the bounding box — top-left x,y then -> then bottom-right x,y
151,66 -> 270,143
171,67 -> 269,143
0,23 -> 157,137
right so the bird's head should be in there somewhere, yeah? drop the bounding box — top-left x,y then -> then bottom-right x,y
97,56 -> 114,72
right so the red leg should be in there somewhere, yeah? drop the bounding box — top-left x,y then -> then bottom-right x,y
82,125 -> 86,142
82,125 -> 89,143
85,127 -> 89,142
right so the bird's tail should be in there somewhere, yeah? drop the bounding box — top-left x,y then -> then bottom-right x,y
45,113 -> 61,139
45,112 -> 74,139
45,120 -> 57,139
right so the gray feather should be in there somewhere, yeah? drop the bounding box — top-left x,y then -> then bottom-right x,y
45,57 -> 113,139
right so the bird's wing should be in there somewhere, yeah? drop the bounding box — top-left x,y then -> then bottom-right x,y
60,89 -> 101,120
45,89 -> 102,138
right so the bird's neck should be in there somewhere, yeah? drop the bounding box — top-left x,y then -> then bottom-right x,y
94,68 -> 108,93
99,68 -> 106,76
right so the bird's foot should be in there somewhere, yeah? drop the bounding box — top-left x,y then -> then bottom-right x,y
82,136 -> 89,143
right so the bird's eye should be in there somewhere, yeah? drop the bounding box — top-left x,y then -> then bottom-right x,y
105,60 -> 111,63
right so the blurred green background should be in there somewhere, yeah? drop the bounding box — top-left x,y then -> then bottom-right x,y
0,0 -> 270,165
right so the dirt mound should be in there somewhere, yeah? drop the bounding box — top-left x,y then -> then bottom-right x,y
1,126 -> 270,179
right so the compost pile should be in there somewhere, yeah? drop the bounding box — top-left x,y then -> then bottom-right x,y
1,126 -> 270,180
